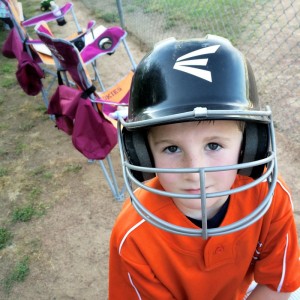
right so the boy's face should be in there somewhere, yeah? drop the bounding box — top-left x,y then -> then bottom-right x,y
148,120 -> 243,220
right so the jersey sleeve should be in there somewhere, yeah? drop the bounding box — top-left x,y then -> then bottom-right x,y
109,224 -> 176,299
253,179 -> 300,292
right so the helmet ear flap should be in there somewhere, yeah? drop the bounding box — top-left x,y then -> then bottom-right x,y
239,123 -> 269,179
122,129 -> 155,182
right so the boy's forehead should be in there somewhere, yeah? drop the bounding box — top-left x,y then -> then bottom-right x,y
149,120 -> 241,134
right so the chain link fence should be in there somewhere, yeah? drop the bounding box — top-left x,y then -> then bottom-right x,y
81,0 -> 299,143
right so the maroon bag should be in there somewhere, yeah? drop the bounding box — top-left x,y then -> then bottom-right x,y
2,28 -> 44,96
2,27 -> 17,58
72,94 -> 117,160
47,83 -> 81,135
47,70 -> 117,159
16,51 -> 45,96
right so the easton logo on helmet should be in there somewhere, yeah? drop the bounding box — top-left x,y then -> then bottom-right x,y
173,45 -> 220,82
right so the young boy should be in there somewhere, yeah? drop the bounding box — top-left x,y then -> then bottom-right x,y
109,35 -> 300,299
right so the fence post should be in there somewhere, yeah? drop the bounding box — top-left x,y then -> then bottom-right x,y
116,0 -> 125,28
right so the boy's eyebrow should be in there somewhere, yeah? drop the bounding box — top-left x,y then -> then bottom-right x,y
149,138 -> 174,145
204,135 -> 234,141
150,135 -> 234,145
148,134 -> 178,145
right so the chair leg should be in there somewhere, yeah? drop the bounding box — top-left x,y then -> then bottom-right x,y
40,87 -> 49,108
91,61 -> 105,91
97,155 -> 125,201
122,39 -> 137,69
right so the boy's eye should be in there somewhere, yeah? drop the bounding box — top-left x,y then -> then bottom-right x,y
207,143 -> 221,151
164,145 -> 180,153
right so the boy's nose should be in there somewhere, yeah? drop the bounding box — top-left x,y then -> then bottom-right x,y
183,153 -> 205,181
183,170 -> 201,183
185,152 -> 206,169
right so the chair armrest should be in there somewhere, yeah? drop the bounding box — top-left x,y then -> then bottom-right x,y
22,2 -> 73,27
80,26 -> 127,65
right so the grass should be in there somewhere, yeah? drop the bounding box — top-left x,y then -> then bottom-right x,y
95,10 -> 118,23
130,0 -> 266,42
11,185 -> 47,223
12,206 -> 35,222
28,187 -> 42,201
2,257 -> 30,294
0,61 -> 16,89
0,28 -> 16,90
12,204 -> 40,223
64,163 -> 83,173
0,5 -> 50,293
18,121 -> 35,132
0,228 -> 13,250
30,166 -> 53,180
0,167 -> 9,177
0,8 -> 80,290
15,141 -> 27,155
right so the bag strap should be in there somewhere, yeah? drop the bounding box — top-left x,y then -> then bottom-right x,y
81,85 -> 96,99
56,70 -> 96,96
23,38 -> 28,52
57,70 -> 64,85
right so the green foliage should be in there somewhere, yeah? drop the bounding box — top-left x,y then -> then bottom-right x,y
0,63 -> 15,75
0,59 -> 16,89
132,0 -> 251,39
12,205 -> 37,222
15,142 -> 27,155
28,187 -> 42,201
12,187 -> 45,222
30,166 -> 53,180
0,167 -> 9,177
64,163 -> 82,173
0,227 -> 13,250
40,0 -> 52,11
96,10 -> 118,23
18,121 -> 35,132
2,257 -> 30,293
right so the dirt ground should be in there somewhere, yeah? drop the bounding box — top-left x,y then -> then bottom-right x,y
0,0 -> 299,299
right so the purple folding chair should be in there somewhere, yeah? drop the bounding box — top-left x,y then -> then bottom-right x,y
22,2 -> 82,34
35,21 -> 135,201
22,2 -> 102,54
1,0 -> 57,106
35,21 -> 136,111
24,5 -> 126,90
2,0 -> 103,106
79,24 -> 136,92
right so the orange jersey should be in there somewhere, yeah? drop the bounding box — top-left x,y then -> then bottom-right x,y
109,175 -> 300,299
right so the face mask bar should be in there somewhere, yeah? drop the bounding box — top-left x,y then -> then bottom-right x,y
120,106 -> 272,129
118,107 -> 278,238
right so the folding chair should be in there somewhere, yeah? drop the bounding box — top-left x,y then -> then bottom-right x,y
22,1 -> 94,53
1,0 -> 57,107
2,1 -> 99,106
22,1 -> 132,95
35,21 -> 136,201
79,25 -> 136,94
22,2 -> 82,33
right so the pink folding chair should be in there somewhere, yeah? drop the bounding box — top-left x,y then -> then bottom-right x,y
35,21 -> 135,201
23,3 -> 131,92
2,0 -> 104,107
22,1 -> 96,52
22,2 -> 81,31
1,0 -> 56,106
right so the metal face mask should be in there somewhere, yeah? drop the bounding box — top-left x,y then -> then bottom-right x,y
118,35 -> 278,239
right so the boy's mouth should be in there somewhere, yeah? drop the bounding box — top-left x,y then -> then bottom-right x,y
183,189 -> 201,194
